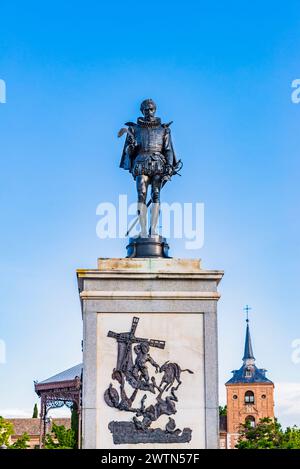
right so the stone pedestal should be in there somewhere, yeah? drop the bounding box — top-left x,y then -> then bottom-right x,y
77,258 -> 223,449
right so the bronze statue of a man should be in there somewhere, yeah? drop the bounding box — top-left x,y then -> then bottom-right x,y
119,99 -> 178,237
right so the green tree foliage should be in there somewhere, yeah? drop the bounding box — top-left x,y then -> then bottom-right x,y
236,417 -> 300,449
9,432 -> 30,449
44,423 -> 76,449
280,426 -> 300,449
219,405 -> 227,416
0,416 -> 14,446
0,416 -> 30,449
71,405 -> 79,449
32,403 -> 38,419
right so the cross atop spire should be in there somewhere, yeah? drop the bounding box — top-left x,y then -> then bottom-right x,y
242,306 -> 255,364
243,304 -> 252,323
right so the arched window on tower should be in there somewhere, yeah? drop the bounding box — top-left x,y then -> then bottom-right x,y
245,415 -> 256,428
244,390 -> 255,404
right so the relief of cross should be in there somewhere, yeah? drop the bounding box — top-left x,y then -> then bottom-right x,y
107,316 -> 165,372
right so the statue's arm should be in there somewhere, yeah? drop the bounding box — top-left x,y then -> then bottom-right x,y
147,355 -> 160,371
163,127 -> 175,168
124,126 -> 137,156
120,125 -> 137,171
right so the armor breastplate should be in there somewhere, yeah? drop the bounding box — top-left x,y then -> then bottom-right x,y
135,126 -> 165,153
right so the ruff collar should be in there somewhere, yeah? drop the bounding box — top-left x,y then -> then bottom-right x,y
137,117 -> 161,128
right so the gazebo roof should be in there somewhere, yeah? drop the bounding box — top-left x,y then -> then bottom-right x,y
38,364 -> 82,385
35,364 -> 82,396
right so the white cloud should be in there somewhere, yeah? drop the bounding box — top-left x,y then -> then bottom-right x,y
0,406 -> 71,419
219,385 -> 226,406
275,382 -> 300,427
46,407 -> 71,418
0,408 -> 32,418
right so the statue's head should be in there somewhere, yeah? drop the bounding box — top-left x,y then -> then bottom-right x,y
140,342 -> 150,354
140,99 -> 156,120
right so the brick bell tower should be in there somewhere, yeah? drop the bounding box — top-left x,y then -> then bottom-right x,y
225,307 -> 274,449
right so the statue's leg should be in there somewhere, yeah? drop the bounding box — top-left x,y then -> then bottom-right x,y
136,175 -> 149,237
150,175 -> 161,236
142,366 -> 149,383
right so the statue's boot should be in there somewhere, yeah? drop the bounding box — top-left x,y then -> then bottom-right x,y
149,203 -> 160,236
138,203 -> 148,238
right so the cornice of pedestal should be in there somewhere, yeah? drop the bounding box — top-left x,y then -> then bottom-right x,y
77,268 -> 224,283
77,258 -> 223,281
79,290 -> 221,301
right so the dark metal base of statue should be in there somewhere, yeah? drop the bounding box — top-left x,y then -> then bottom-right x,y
108,421 -> 192,445
126,235 -> 170,258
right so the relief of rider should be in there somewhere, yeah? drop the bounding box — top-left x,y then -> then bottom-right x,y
119,99 -> 178,237
132,342 -> 160,384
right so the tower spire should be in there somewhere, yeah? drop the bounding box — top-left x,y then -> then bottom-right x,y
242,305 -> 255,364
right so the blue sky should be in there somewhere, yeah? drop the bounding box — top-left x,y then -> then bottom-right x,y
0,1 -> 299,427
